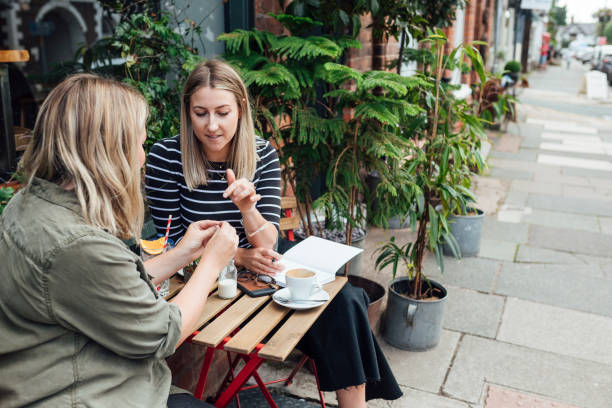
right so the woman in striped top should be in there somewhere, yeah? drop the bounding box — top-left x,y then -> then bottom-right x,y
145,60 -> 401,407
145,61 -> 284,276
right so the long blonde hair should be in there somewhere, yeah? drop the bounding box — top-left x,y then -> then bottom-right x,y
21,74 -> 148,239
180,59 -> 257,190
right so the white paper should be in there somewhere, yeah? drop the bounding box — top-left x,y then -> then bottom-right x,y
274,236 -> 363,286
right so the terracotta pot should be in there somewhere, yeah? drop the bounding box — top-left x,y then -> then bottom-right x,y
0,181 -> 22,192
348,275 -> 386,332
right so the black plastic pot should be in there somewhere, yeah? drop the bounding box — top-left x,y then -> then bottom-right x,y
348,275 -> 386,332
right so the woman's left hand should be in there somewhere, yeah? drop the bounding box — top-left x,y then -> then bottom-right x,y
223,169 -> 261,213
175,220 -> 220,263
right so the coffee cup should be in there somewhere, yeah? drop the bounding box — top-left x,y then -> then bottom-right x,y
285,269 -> 320,300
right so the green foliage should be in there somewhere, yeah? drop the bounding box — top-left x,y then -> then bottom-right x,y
504,60 -> 522,73
550,4 -> 567,26
62,3 -> 204,151
375,236 -> 413,279
0,187 -> 14,216
605,21 -> 612,44
219,13 -> 358,235
374,31 -> 491,299
315,63 -> 422,232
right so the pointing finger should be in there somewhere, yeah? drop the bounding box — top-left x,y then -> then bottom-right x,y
226,169 -> 236,185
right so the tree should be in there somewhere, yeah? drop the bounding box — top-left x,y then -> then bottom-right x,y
594,8 -> 612,37
605,21 -> 612,44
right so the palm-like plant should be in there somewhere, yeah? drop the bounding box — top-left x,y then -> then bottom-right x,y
219,14 -> 360,235
375,31 -> 490,299
315,63 -> 423,247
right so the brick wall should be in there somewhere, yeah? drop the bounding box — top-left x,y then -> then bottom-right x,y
255,0 -> 285,35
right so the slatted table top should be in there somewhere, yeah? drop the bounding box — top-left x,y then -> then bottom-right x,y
166,275 -> 347,361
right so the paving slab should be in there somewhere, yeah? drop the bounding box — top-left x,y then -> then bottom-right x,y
542,122 -> 598,134
443,334 -> 612,408
501,191 -> 528,208
491,133 -> 522,153
520,136 -> 544,149
484,385 -> 580,408
506,122 -> 543,138
498,297 -> 612,365
388,387 -> 470,408
482,217 -> 529,243
532,173 -> 590,186
495,262 -> 612,317
599,217 -> 612,235
478,239 -> 517,262
424,257 -> 501,293
509,180 -> 562,195
488,167 -> 533,180
473,177 -> 507,215
526,193 -> 612,217
588,177 -> 612,189
562,185 -> 612,202
488,149 -> 538,161
514,245 -> 588,265
444,287 -> 505,338
563,166 -> 612,179
379,330 -> 460,393
521,209 -> 600,233
529,224 -> 612,258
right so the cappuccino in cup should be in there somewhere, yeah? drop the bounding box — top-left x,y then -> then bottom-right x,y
285,269 -> 318,300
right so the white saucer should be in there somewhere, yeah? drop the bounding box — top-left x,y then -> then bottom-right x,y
272,287 -> 330,310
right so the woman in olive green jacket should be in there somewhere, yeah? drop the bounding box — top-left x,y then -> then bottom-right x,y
0,74 -> 238,407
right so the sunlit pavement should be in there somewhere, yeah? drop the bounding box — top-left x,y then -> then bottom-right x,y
251,62 -> 612,407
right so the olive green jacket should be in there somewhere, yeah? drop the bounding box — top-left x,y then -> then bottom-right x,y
0,178 -> 182,407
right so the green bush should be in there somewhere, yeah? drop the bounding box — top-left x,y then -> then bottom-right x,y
605,21 -> 612,44
64,6 -> 203,151
504,60 -> 522,73
0,187 -> 15,215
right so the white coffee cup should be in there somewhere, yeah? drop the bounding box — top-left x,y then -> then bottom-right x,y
285,269 -> 320,300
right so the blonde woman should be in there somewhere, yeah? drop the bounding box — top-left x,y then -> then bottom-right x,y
145,60 -> 402,407
0,74 -> 237,408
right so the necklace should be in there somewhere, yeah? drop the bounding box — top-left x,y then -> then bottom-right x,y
209,162 -> 226,181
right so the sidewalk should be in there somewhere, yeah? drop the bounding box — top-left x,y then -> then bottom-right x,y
251,64 -> 612,407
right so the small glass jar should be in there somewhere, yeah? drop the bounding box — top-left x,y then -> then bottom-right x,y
217,259 -> 237,299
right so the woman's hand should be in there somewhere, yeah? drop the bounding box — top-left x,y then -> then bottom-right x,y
223,169 -> 261,213
175,220 -> 220,263
199,222 -> 239,273
236,247 -> 284,276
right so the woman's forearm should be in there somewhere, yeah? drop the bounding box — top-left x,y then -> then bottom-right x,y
143,245 -> 192,285
240,207 -> 277,248
170,259 -> 219,347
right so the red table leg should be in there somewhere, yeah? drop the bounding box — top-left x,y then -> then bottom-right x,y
251,369 -> 278,408
214,355 -> 265,408
194,347 -> 215,400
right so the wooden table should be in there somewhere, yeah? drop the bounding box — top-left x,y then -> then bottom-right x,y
165,275 -> 347,408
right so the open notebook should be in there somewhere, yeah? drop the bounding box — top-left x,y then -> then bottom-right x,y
275,236 -> 363,286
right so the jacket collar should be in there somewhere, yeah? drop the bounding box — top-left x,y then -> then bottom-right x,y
28,177 -> 81,215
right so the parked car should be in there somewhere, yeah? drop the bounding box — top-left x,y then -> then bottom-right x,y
592,45 -> 612,72
599,50 -> 612,85
576,45 -> 594,63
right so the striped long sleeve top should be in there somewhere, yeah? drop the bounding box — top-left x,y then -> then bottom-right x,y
144,135 -> 281,248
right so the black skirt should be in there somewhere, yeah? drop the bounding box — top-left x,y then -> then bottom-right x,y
295,284 -> 403,401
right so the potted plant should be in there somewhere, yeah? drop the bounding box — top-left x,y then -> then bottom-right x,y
374,31 -> 489,350
503,60 -> 522,83
219,13 -> 417,327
